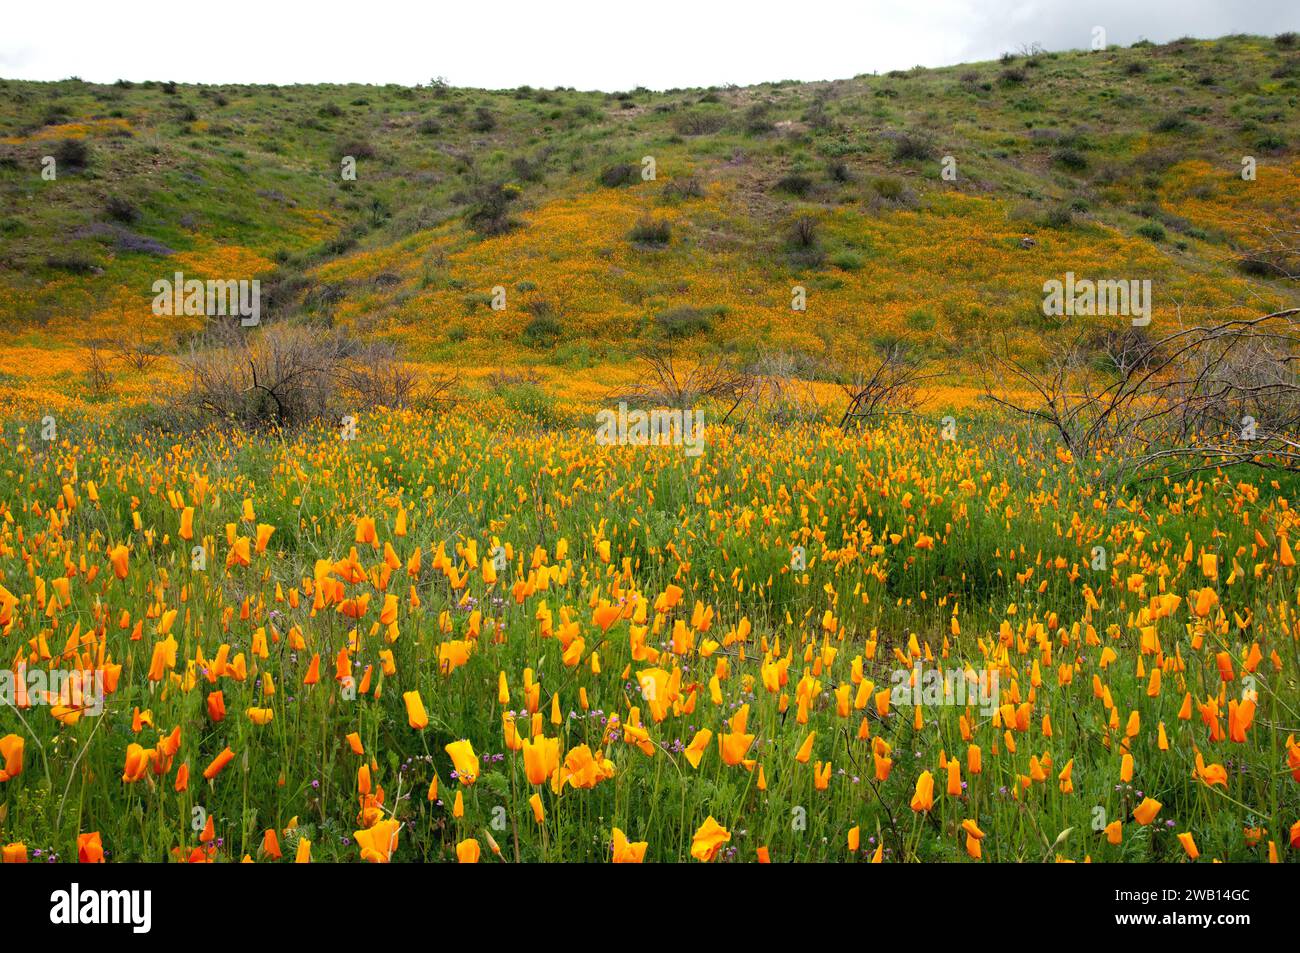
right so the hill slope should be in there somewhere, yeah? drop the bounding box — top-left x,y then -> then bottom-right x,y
1,33 -> 1297,415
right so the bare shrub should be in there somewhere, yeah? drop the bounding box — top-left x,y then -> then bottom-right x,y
892,133 -> 936,162
116,335 -> 165,373
1085,324 -> 1162,375
619,346 -> 756,422
789,215 -> 819,249
1236,244 -> 1299,280
486,367 -> 541,390
672,112 -> 725,136
342,340 -> 433,409
598,163 -> 638,187
660,176 -> 704,202
178,325 -> 453,428
465,181 -> 521,236
981,309 -> 1300,478
83,340 -> 113,396
468,106 -> 496,132
738,352 -> 827,425
837,342 -> 935,430
103,196 -> 140,224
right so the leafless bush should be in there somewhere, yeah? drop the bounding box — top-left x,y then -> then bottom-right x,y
660,176 -> 705,202
789,215 -> 819,249
1234,224 -> 1300,280
83,340 -> 113,396
739,352 -> 827,425
1086,324 -> 1162,375
412,370 -> 460,411
1151,312 -> 1300,472
115,334 -> 165,373
177,324 -> 454,428
341,340 -> 427,408
981,331 -> 1129,459
981,309 -> 1300,477
619,346 -> 756,422
838,342 -> 936,430
179,325 -> 347,426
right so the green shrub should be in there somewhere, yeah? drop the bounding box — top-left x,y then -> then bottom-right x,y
629,217 -> 671,245
831,250 -> 863,271
1153,113 -> 1191,133
1052,147 -> 1088,171
905,308 -> 936,331
465,181 -> 521,235
870,176 -> 916,207
53,138 -> 91,171
46,254 -> 100,275
826,159 -> 853,183
500,382 -> 566,428
655,306 -> 714,338
1039,204 -> 1075,229
598,163 -> 638,187
522,309 -> 563,347
774,173 -> 814,196
892,133 -> 935,162
104,196 -> 140,224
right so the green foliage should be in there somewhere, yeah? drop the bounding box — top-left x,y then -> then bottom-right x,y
655,305 -> 716,338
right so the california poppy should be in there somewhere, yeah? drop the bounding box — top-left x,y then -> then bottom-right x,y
445,739 -> 478,784
690,816 -> 731,862
910,771 -> 935,813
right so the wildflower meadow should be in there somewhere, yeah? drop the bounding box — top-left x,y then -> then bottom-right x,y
0,15 -> 1298,903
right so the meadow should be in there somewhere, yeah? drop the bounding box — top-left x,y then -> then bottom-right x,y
0,403 -> 1297,863
0,33 -> 1298,864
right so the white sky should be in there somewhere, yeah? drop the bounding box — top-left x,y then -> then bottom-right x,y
2,0 -> 1297,90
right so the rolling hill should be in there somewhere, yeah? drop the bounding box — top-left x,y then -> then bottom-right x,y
1,32 -> 1297,418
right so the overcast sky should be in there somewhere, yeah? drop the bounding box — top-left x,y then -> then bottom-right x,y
2,0 -> 1297,90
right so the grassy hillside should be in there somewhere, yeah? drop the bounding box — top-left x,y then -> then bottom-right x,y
1,33 -> 1297,417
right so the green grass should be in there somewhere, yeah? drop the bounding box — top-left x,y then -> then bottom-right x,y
0,409 -> 1296,862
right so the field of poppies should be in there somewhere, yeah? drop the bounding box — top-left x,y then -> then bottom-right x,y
0,401 -> 1297,864
2,32 -> 1299,865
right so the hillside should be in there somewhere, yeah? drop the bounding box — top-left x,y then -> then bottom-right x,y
1,33 -> 1298,416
